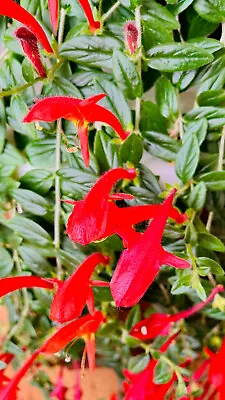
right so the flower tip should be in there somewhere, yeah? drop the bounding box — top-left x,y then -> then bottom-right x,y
127,168 -> 137,179
102,255 -> 110,265
90,20 -> 101,33
216,284 -> 224,293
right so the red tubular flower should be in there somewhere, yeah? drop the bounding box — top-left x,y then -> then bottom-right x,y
23,94 -> 129,167
66,168 -> 136,245
207,337 -> 225,397
130,285 -> 224,340
0,276 -> 55,298
124,22 -> 139,55
50,366 -> 67,400
50,253 -> 109,323
0,1 -> 53,53
110,189 -> 190,308
42,311 -> 106,372
48,0 -> 59,36
74,361 -> 83,400
65,168 -> 187,246
123,332 -> 179,400
15,27 -> 47,79
0,348 -> 43,400
77,0 -> 101,33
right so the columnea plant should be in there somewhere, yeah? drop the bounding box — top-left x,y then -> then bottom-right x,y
0,0 -> 225,399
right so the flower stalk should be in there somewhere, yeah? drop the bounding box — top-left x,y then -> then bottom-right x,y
134,5 -> 142,133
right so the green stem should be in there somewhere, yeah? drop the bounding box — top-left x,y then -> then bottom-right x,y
102,1 -> 120,22
0,77 -> 42,98
134,5 -> 142,133
54,7 -> 66,281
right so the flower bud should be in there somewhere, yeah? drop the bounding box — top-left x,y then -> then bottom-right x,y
15,26 -> 47,79
124,21 -> 139,54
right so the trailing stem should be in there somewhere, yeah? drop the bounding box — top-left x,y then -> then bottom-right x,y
134,5 -> 142,133
102,1 -> 120,22
54,8 -> 66,280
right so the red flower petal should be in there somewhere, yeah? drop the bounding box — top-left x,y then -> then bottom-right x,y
110,190 -> 190,307
50,253 -> 109,323
77,0 -> 100,33
48,0 -> 59,36
130,286 -> 224,340
50,366 -> 67,400
76,120 -> 90,168
0,1 -> 53,53
15,27 -> 47,79
42,311 -> 105,354
0,276 -> 55,298
66,168 -> 136,245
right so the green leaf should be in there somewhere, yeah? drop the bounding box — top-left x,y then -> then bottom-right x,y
144,131 -> 180,161
20,169 -> 54,195
0,248 -> 14,277
142,0 -> 180,30
198,232 -> 225,252
10,189 -> 51,216
147,43 -> 213,72
112,49 -> 142,100
194,0 -> 225,23
60,35 -> 122,69
128,354 -> 150,373
120,133 -> 143,164
0,99 -> 6,154
94,78 -> 132,129
197,55 -> 225,95
183,118 -> 208,146
188,182 -> 207,211
155,76 -> 178,121
191,270 -> 206,301
94,130 -> 120,172
140,101 -> 168,133
199,171 -> 225,191
175,135 -> 200,183
43,77 -> 82,97
7,96 -> 37,138
185,107 -> 225,130
197,90 -> 225,107
187,38 -> 223,54
154,359 -> 173,384
18,244 -> 52,276
125,304 -> 141,331
142,17 -> 173,52
22,58 -> 35,83
7,216 -> 52,247
25,138 -> 56,167
172,69 -> 197,91
58,168 -> 96,198
197,257 -> 224,275
167,0 -> 195,15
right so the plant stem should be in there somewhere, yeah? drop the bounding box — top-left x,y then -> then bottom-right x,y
54,7 -> 66,281
5,250 -> 29,342
102,1 -> 120,22
0,77 -> 42,98
134,5 -> 142,133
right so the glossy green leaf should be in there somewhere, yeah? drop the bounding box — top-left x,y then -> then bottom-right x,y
142,0 -> 180,29
10,189 -> 51,216
0,248 -> 14,277
120,133 -> 143,164
20,169 -> 54,195
142,17 -> 173,52
188,182 -> 207,211
7,216 -> 52,247
112,49 -> 143,99
198,232 -> 225,252
155,76 -> 178,121
147,43 -> 213,72
199,171 -> 225,191
175,135 -> 200,183
154,359 -> 173,384
60,35 -> 122,69
94,130 -> 120,172
197,257 -> 224,275
194,0 -> 225,23
183,118 -> 208,146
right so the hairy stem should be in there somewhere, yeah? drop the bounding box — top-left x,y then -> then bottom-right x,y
54,8 -> 66,280
134,5 -> 142,133
0,77 -> 42,98
102,1 -> 120,22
